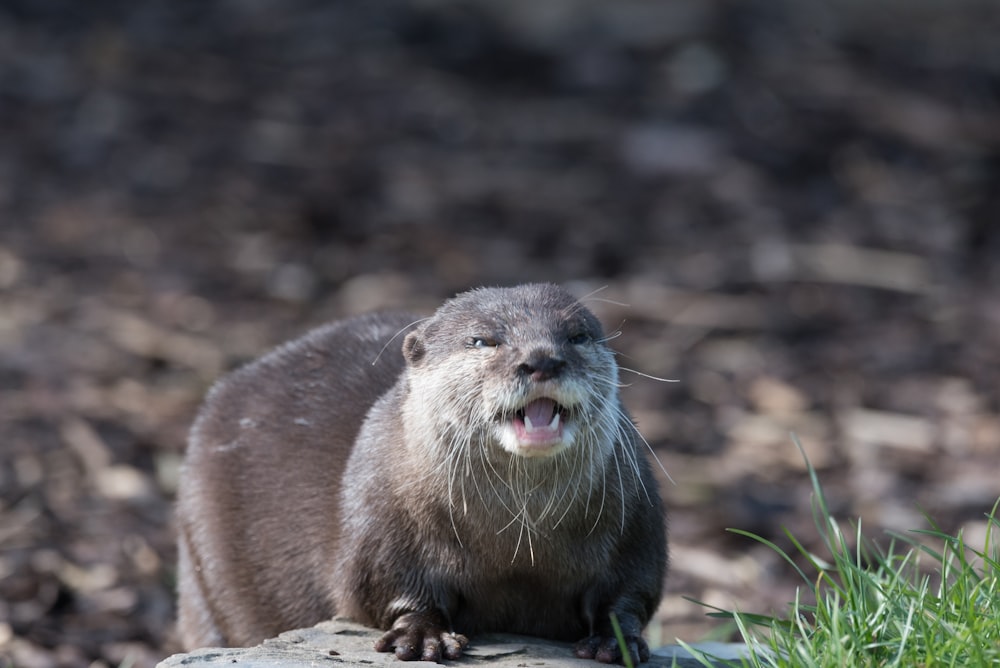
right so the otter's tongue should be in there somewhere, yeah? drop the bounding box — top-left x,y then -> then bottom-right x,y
515,398 -> 562,444
523,398 -> 555,425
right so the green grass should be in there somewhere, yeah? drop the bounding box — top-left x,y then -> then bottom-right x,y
689,437 -> 1000,668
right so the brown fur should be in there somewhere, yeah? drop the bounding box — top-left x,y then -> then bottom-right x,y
176,284 -> 667,664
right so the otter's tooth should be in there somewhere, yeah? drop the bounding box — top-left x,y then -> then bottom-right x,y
523,409 -> 560,433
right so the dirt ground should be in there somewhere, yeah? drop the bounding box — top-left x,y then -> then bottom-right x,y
2,1 -> 999,666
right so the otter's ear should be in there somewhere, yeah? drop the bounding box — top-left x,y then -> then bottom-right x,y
403,330 -> 426,366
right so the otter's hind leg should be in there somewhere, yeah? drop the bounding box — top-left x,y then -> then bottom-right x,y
176,526 -> 225,649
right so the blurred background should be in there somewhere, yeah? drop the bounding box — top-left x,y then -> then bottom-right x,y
1,0 -> 999,666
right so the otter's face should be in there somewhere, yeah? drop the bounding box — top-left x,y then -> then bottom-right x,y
402,284 -> 619,460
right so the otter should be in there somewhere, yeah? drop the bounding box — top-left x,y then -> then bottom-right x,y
176,283 -> 667,664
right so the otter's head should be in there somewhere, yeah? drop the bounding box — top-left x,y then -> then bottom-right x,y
401,283 -> 620,462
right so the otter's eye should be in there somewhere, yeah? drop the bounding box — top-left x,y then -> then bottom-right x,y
468,336 -> 498,349
568,332 -> 591,345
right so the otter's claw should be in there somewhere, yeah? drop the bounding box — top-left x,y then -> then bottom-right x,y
375,612 -> 469,662
574,634 -> 650,665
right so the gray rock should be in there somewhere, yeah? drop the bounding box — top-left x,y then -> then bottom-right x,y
157,620 -> 743,668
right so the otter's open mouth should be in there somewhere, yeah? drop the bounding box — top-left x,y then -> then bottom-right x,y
511,397 -> 567,448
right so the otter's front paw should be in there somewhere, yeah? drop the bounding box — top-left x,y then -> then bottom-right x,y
375,611 -> 469,662
574,634 -> 650,665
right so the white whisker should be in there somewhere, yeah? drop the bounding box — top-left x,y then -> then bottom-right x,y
370,317 -> 428,366
598,330 -> 623,343
618,366 -> 680,383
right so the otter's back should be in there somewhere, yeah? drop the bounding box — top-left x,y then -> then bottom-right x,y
176,311 -> 417,647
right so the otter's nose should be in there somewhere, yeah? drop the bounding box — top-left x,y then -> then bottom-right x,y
517,352 -> 567,382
